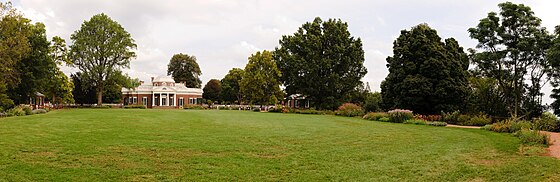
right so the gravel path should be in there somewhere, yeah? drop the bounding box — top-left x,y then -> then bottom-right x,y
542,131 -> 560,159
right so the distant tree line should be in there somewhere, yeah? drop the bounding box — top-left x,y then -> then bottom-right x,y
3,0 -> 560,120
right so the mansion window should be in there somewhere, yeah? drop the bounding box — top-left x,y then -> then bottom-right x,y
179,97 -> 184,106
142,97 -> 148,106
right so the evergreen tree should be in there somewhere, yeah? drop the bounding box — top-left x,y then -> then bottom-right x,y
381,24 -> 470,114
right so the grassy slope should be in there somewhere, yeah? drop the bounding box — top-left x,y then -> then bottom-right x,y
0,109 -> 559,181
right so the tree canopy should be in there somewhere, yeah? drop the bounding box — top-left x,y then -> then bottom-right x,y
203,79 -> 222,103
241,50 -> 282,106
275,17 -> 367,110
549,26 -> 560,115
69,13 -> 136,105
468,2 -> 553,118
0,2 -> 31,110
167,53 -> 202,88
221,68 -> 244,104
381,24 -> 470,114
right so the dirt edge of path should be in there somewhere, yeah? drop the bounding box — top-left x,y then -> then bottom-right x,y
541,131 -> 560,159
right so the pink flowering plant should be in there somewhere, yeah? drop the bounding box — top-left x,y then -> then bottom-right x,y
387,109 -> 414,123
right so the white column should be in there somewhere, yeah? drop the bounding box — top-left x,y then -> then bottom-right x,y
173,94 -> 176,106
152,93 -> 155,106
166,93 -> 169,106
159,93 -> 162,106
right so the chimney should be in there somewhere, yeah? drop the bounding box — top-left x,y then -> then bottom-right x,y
151,77 -> 154,83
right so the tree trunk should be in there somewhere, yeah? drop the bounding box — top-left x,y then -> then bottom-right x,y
97,84 -> 103,106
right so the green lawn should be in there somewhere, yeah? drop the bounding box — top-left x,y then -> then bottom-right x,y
0,109 -> 559,181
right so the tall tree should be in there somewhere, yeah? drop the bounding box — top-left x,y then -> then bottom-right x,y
45,36 -> 74,105
0,2 -> 31,109
45,69 -> 74,105
468,2 -> 553,118
69,13 -> 136,105
221,68 -> 244,104
549,26 -> 560,115
167,53 -> 202,88
8,22 -> 57,104
203,79 -> 222,103
50,36 -> 70,65
241,50 -> 282,106
275,17 -> 367,110
381,24 -> 470,114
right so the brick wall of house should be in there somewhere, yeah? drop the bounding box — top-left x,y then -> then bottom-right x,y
123,93 -> 202,109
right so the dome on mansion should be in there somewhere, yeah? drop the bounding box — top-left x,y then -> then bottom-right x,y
121,75 -> 203,108
152,75 -> 175,83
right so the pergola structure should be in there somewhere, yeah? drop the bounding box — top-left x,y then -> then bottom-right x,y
30,92 -> 45,109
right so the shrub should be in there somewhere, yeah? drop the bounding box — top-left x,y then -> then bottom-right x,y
462,114 -> 492,126
20,105 -> 33,115
416,115 -> 442,121
514,129 -> 549,146
481,124 -> 493,131
322,110 -> 336,115
427,121 -> 447,127
457,114 -> 470,125
363,112 -> 388,121
253,107 -> 261,112
184,104 -> 204,110
379,117 -> 390,122
31,109 -> 48,114
510,120 -> 532,132
489,120 -> 512,133
124,105 -> 146,109
442,111 -> 460,124
533,112 -> 560,132
387,109 -> 413,123
404,119 -> 426,125
487,119 -> 529,133
268,107 -> 282,113
6,107 -> 25,116
335,103 -> 365,117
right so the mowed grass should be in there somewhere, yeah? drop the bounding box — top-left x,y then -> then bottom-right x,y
1,109 -> 560,181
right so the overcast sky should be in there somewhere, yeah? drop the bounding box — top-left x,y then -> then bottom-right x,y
9,0 -> 560,103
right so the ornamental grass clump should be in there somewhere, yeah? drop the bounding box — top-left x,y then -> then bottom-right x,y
335,103 -> 365,117
387,109 -> 413,123
514,129 -> 549,146
533,112 -> 560,132
363,112 -> 388,121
